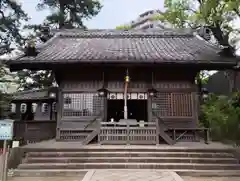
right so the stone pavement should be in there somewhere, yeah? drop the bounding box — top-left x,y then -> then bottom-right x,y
8,177 -> 82,181
6,171 -> 240,181
6,170 -> 183,181
82,170 -> 184,181
183,177 -> 240,181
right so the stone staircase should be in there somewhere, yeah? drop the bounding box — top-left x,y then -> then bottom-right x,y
13,147 -> 240,177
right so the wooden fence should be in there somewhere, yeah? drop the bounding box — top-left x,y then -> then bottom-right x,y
99,122 -> 157,145
13,121 -> 56,144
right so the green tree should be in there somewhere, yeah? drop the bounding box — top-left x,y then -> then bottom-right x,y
17,0 -> 103,90
37,0 -> 102,29
201,93 -> 240,144
0,62 -> 18,118
116,25 -> 132,30
17,70 -> 54,90
0,0 -> 27,117
158,0 -> 240,56
0,0 -> 28,54
157,0 -> 240,91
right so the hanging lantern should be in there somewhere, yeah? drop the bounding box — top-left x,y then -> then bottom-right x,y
20,103 -> 27,113
97,88 -> 108,97
148,88 -> 158,97
48,87 -> 58,99
41,103 -> 49,113
52,102 -> 57,112
32,103 -> 38,113
10,103 -> 16,113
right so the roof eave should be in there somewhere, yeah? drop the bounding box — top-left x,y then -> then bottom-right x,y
11,97 -> 55,102
8,59 -> 238,72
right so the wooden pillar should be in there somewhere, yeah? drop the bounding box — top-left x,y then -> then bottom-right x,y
56,89 -> 63,140
49,100 -> 53,121
192,91 -> 198,128
147,97 -> 152,122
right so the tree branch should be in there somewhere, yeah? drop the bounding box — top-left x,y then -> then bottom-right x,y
209,22 -> 235,57
209,22 -> 229,46
233,8 -> 240,18
0,10 -> 5,19
197,0 -> 203,5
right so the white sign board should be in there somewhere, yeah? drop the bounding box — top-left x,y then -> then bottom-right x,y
0,120 -> 14,140
12,141 -> 19,148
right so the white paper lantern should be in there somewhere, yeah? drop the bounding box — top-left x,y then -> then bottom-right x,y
52,102 -> 57,112
32,103 -> 37,113
41,103 -> 48,113
10,103 -> 16,113
20,103 -> 27,113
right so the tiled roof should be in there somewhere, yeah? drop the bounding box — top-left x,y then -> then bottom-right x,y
7,29 -> 237,65
12,89 -> 51,101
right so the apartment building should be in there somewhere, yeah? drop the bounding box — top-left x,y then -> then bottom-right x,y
125,10 -> 172,29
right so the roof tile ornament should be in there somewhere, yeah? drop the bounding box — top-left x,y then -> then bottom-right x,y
25,39 -> 38,56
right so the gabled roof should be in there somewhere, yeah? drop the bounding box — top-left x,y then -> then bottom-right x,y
7,29 -> 238,69
12,89 -> 54,101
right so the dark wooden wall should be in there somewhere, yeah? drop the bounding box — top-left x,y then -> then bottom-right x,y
55,66 -> 198,135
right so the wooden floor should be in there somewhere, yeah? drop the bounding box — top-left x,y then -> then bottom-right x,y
22,139 -> 234,150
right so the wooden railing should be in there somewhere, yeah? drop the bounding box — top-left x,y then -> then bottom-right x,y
99,122 -> 157,145
82,112 -> 104,145
153,111 -> 175,145
168,128 -> 209,144
153,111 -> 209,144
13,120 -> 56,144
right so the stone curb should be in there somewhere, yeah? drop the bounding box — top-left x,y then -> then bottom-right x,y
170,171 -> 185,181
82,170 -> 95,181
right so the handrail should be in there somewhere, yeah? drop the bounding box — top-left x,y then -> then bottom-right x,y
152,111 -> 168,129
101,121 -> 156,127
84,111 -> 104,130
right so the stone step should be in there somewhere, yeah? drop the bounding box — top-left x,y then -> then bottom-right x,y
25,157 -> 239,164
18,162 -> 240,170
12,169 -> 240,177
24,147 -> 234,153
177,170 -> 240,177
13,169 -> 240,177
12,169 -> 87,177
26,151 -> 235,158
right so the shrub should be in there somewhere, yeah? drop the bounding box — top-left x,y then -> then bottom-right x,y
201,92 -> 240,144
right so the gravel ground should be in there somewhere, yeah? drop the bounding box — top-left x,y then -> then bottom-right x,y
183,177 -> 240,181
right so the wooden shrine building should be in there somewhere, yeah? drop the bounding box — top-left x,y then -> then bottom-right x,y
7,29 -> 238,145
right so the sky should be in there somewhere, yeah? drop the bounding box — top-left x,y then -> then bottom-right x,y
21,0 -> 164,28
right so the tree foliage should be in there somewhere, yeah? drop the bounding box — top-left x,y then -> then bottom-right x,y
17,70 -> 54,90
160,0 -> 240,56
17,0 -> 103,90
0,0 -> 28,54
201,93 -> 240,144
0,62 -> 17,118
0,0 -> 27,117
116,25 -> 132,30
37,0 -> 102,29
